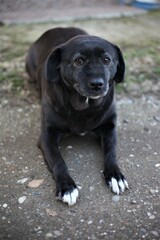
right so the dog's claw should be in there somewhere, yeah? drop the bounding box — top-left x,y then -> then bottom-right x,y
109,177 -> 129,195
123,179 -> 129,189
111,178 -> 120,195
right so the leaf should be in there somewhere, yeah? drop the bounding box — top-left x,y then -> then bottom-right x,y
27,179 -> 44,188
45,208 -> 58,217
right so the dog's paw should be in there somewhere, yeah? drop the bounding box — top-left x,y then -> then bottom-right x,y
104,167 -> 129,195
62,188 -> 79,206
57,188 -> 79,206
56,177 -> 79,206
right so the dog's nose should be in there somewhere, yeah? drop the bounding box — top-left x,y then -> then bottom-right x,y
88,78 -> 104,90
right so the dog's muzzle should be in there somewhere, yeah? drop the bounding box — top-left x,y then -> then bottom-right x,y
74,78 -> 109,99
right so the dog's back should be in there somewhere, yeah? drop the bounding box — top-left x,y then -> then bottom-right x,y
26,27 -> 87,83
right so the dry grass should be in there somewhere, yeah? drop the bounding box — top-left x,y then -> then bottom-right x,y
0,11 -> 160,96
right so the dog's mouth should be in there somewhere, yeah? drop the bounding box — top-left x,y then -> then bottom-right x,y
73,83 -> 109,100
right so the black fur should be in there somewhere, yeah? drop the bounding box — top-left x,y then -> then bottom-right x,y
26,27 -> 127,202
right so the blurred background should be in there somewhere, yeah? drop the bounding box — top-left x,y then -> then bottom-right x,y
0,0 -> 159,96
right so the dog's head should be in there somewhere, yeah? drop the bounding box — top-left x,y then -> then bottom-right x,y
45,35 -> 125,99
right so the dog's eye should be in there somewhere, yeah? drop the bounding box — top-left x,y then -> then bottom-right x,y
103,57 -> 110,65
74,57 -> 85,66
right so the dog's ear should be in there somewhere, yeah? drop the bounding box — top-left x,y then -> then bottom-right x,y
45,47 -> 62,83
114,46 -> 125,83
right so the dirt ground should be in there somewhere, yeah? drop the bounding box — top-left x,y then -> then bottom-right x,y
0,11 -> 160,240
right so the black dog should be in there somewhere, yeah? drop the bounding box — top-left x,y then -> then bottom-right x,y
26,27 -> 129,205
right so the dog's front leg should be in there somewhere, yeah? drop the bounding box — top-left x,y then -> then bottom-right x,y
39,129 -> 79,205
101,126 -> 129,195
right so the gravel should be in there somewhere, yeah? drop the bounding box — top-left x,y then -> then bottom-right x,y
0,94 -> 160,239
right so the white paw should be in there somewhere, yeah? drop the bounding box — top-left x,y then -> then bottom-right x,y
109,177 -> 129,195
62,188 -> 79,206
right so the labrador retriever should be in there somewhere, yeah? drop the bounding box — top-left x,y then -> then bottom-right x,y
26,27 -> 129,205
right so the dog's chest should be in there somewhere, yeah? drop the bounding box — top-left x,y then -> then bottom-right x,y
65,109 -> 103,134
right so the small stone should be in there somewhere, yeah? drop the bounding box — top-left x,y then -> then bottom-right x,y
129,154 -> 134,157
132,208 -> 137,212
112,195 -> 120,202
127,210 -> 132,213
153,116 -> 160,122
17,108 -> 23,113
46,233 -> 53,238
34,226 -> 42,232
131,200 -> 137,204
17,178 -> 28,184
149,215 -> 155,220
53,230 -> 62,236
151,231 -> 159,237
140,228 -> 147,234
3,100 -> 8,105
79,154 -> 83,159
150,189 -> 156,194
31,104 -> 37,109
155,163 -> 160,167
123,119 -> 129,124
88,220 -> 93,225
2,203 -> 8,208
89,186 -> 94,192
101,232 -> 107,236
18,196 -> 26,204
